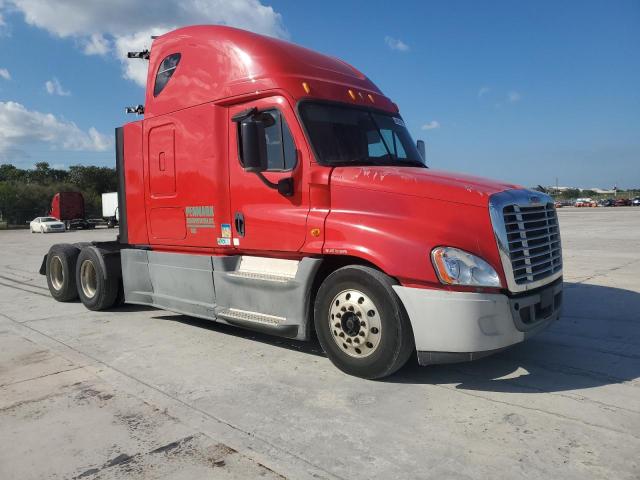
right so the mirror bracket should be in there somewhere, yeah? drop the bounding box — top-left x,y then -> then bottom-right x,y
254,172 -> 294,197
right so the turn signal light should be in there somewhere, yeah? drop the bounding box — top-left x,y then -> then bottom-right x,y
348,89 -> 356,100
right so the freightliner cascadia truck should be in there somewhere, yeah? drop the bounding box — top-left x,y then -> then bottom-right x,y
40,26 -> 563,379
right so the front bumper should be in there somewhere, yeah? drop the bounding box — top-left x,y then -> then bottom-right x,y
393,279 -> 562,365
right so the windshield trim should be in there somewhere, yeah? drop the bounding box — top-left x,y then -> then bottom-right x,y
295,98 -> 426,169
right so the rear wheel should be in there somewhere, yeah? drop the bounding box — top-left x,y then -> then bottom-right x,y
45,244 -> 80,301
76,247 -> 120,311
314,265 -> 414,379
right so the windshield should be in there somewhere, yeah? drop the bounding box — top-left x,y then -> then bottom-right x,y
41,217 -> 58,222
299,102 -> 425,167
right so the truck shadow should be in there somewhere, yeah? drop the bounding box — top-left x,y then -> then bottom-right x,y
149,282 -> 640,394
154,314 -> 326,357
391,282 -> 640,393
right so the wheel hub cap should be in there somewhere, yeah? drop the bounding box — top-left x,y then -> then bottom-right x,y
80,259 -> 97,299
50,256 -> 64,291
328,289 -> 382,358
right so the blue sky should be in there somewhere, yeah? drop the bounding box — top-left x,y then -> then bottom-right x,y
0,0 -> 638,188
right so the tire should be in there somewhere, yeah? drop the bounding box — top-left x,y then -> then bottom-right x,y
45,244 -> 80,301
314,265 -> 414,379
76,247 -> 120,311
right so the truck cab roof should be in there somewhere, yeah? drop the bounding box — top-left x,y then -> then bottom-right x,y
142,25 -> 396,118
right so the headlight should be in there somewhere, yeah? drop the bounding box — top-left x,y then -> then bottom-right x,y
431,247 -> 501,288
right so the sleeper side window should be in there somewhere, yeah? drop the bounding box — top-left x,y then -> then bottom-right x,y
239,109 -> 297,171
153,53 -> 181,97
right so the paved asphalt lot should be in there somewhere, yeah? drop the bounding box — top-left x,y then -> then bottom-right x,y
1,207 -> 639,479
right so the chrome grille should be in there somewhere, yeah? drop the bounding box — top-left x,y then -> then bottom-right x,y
503,202 -> 562,285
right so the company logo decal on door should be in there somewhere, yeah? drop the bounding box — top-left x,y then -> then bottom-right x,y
185,205 -> 215,233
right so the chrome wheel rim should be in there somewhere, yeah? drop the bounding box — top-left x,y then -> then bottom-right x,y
50,256 -> 64,291
80,259 -> 97,299
328,289 -> 382,358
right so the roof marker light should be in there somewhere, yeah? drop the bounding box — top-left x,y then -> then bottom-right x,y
302,82 -> 311,94
348,89 -> 356,101
367,93 -> 375,103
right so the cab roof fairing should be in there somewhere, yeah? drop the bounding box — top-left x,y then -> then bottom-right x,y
143,25 -> 396,118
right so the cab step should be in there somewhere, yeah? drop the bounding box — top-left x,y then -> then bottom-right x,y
217,307 -> 285,326
227,271 -> 293,283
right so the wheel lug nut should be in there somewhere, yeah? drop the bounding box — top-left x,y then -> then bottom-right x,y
338,332 -> 345,337
366,342 -> 373,348
370,327 -> 379,334
335,322 -> 340,328
360,321 -> 366,327
348,306 -> 354,311
346,338 -> 352,343
359,331 -> 365,337
354,338 -> 360,344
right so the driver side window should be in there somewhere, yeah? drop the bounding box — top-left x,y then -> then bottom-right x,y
239,109 -> 297,171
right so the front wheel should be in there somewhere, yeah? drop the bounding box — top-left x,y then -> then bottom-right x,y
314,265 -> 414,379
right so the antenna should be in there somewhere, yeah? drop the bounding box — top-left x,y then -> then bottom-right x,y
125,105 -> 145,115
127,50 -> 150,60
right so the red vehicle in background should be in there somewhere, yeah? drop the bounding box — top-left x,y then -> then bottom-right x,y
49,192 -> 94,230
614,198 -> 632,207
40,26 -> 563,379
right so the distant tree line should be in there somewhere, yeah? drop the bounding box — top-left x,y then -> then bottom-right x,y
0,162 -> 117,225
534,186 -> 639,200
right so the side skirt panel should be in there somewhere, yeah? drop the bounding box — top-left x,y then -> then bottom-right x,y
120,249 -> 321,340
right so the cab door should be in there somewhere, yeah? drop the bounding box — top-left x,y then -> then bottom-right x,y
228,96 -> 309,253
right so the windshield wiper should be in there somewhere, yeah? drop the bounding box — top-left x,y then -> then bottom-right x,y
368,113 -> 397,161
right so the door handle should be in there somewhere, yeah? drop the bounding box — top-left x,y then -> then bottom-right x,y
234,212 -> 245,237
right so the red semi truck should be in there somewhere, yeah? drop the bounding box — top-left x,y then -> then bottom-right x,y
40,26 -> 563,379
49,191 -> 94,230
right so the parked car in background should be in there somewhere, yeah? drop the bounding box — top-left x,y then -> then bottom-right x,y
614,198 -> 632,207
632,197 -> 640,206
30,217 -> 66,233
575,198 -> 597,207
599,199 -> 615,207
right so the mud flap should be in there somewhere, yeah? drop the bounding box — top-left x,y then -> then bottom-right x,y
39,254 -> 48,275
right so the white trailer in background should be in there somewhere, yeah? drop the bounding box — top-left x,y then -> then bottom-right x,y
101,192 -> 119,228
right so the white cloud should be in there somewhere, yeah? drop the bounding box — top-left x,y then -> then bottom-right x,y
45,77 -> 71,96
508,91 -> 522,103
0,67 -> 10,80
385,36 -> 409,52
0,101 -> 110,161
82,33 -> 110,55
113,28 -> 167,86
6,0 -> 287,87
421,120 -> 440,130
478,86 -> 489,98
